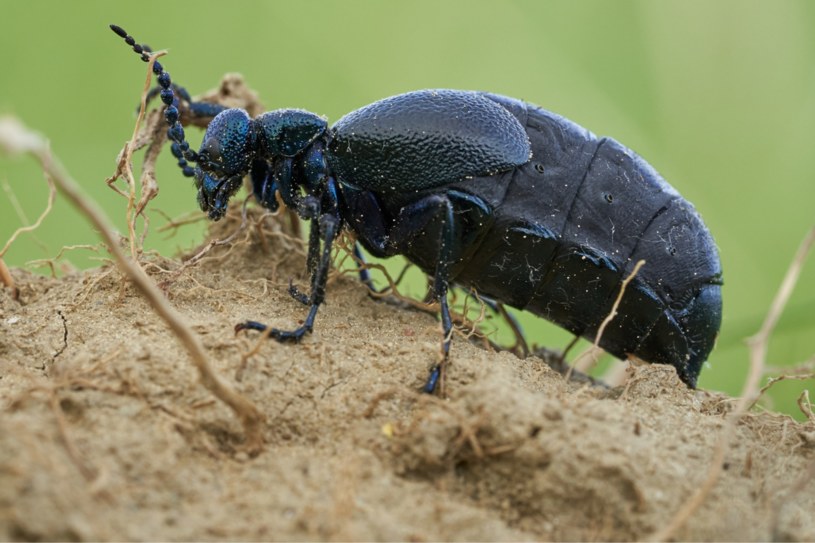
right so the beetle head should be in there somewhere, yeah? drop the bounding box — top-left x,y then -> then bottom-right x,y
194,108 -> 256,220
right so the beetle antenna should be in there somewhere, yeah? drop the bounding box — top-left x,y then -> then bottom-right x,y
110,24 -> 198,178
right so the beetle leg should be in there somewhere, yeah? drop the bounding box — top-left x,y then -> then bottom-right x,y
352,243 -> 375,292
428,202 -> 455,395
288,278 -> 309,305
249,159 -> 280,212
236,179 -> 341,343
274,158 -> 300,210
478,297 -> 529,358
379,194 -> 458,394
142,83 -> 228,128
236,213 -> 339,342
144,79 -> 229,120
369,190 -> 494,393
423,362 -> 442,394
187,101 -> 229,121
288,195 -> 321,305
264,156 -> 321,305
336,185 -> 393,293
300,196 -> 321,275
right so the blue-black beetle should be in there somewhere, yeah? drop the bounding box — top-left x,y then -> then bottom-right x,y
111,25 -> 722,389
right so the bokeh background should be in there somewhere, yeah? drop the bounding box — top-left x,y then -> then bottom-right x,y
1,1 -> 813,415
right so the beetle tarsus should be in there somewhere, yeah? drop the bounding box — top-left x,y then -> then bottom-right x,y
423,364 -> 442,394
288,280 -> 309,305
235,320 -> 312,343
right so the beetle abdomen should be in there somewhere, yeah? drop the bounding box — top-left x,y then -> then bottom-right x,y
328,90 -> 531,193
454,100 -> 722,386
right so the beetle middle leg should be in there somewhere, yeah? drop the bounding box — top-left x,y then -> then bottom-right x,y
342,185 -> 493,393
381,194 -> 476,394
388,195 -> 457,394
427,201 -> 455,393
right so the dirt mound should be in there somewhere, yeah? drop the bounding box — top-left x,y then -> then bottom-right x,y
1,210 -> 814,541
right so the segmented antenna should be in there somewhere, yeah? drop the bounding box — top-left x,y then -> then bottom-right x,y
110,24 -> 197,178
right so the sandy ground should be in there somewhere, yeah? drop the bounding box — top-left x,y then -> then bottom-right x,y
1,207 -> 814,542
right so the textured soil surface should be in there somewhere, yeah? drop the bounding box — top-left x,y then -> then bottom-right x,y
1,209 -> 814,542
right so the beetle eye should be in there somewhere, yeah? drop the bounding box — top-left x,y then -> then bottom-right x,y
199,139 -> 223,172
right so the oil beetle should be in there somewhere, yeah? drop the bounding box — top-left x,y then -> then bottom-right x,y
111,25 -> 722,390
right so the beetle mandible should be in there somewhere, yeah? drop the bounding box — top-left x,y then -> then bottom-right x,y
111,25 -> 722,390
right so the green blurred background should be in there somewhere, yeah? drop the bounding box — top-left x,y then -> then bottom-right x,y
1,1 -> 813,414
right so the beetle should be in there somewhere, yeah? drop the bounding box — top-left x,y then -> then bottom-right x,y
111,25 -> 722,390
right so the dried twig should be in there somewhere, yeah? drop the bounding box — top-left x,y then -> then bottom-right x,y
0,115 -> 266,455
0,163 -> 56,258
0,258 -> 14,295
27,244 -> 102,278
155,209 -> 208,236
797,389 -> 815,422
749,373 -> 815,411
0,150 -> 57,296
123,51 -> 165,259
648,225 -> 815,542
766,354 -> 815,376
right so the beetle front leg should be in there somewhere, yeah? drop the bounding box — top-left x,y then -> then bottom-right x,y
236,211 -> 339,342
287,195 -> 322,306
237,172 -> 342,343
